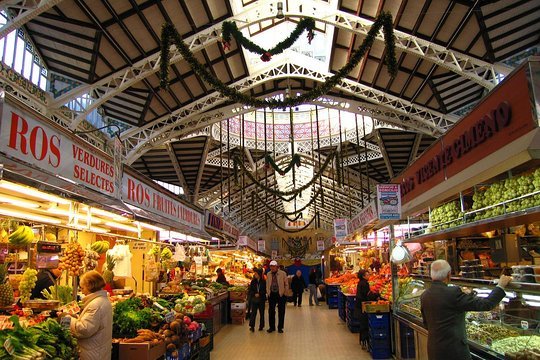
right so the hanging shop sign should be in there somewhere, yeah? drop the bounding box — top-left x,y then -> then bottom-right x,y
258,239 -> 266,252
333,218 -> 348,243
205,211 -> 240,240
396,66 -> 537,207
376,184 -> 401,220
271,250 -> 277,259
122,173 -> 203,232
316,240 -> 325,251
238,235 -> 248,246
348,200 -> 378,233
0,101 -> 117,198
284,219 -> 308,229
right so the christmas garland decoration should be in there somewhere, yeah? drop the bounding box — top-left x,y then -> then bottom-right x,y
159,12 -> 397,109
266,212 -> 318,233
283,213 -> 304,222
233,152 -> 335,197
335,152 -> 343,187
252,188 -> 322,216
264,153 -> 302,175
222,18 -> 315,62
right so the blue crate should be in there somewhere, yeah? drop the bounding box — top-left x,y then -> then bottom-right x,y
370,330 -> 390,340
368,313 -> 390,329
370,347 -> 391,359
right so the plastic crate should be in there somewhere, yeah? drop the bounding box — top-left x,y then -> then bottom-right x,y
370,347 -> 391,359
368,313 -> 390,329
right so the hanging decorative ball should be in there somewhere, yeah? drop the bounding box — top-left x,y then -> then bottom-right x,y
222,40 -> 231,51
307,30 -> 314,44
260,52 -> 272,62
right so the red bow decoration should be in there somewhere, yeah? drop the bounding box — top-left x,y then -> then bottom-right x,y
222,41 -> 231,51
260,52 -> 272,62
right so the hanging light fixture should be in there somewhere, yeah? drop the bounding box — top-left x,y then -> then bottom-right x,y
276,2 -> 285,19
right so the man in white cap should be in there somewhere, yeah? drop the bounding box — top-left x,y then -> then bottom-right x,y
266,260 -> 289,333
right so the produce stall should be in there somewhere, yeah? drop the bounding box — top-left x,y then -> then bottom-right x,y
390,58 -> 540,360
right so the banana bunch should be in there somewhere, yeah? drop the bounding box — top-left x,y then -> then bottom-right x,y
8,225 -> 35,246
90,240 -> 109,254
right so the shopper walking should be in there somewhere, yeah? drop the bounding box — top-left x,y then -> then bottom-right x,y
248,268 -> 266,332
308,267 -> 320,306
291,270 -> 306,306
266,260 -> 289,333
421,260 -> 512,360
354,269 -> 378,350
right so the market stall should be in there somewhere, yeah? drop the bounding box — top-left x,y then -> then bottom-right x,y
390,58 -> 540,360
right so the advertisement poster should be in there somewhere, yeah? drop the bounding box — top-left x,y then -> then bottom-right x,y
333,219 -> 348,243
316,240 -> 325,251
258,239 -> 266,252
271,250 -> 277,259
376,184 -> 401,220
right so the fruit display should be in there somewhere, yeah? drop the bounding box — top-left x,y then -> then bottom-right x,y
325,272 -> 358,285
8,225 -> 35,246
466,323 -> 520,345
428,201 -> 463,231
90,240 -> 109,254
491,336 -> 540,355
340,277 -> 358,295
398,297 -> 422,319
161,247 -> 173,260
58,242 -> 85,276
44,232 -> 56,242
0,264 -> 14,307
160,313 -> 202,356
83,248 -> 100,271
103,254 -> 116,284
148,245 -> 160,256
19,267 -> 38,302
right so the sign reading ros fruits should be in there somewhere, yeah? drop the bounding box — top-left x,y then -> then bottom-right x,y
376,184 -> 401,220
0,102 -> 116,197
122,174 -> 203,232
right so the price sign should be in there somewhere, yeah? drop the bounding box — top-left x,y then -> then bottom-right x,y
165,311 -> 176,323
60,316 -> 71,329
487,313 -> 492,320
3,338 -> 14,355
521,320 -> 529,330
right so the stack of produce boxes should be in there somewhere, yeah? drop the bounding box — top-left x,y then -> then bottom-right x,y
229,286 -> 248,325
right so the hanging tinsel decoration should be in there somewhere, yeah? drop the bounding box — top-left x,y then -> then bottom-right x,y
267,212 -> 318,234
233,152 -> 335,197
252,188 -> 322,216
315,106 -> 324,207
264,153 -> 302,175
355,114 -> 365,208
159,13 -> 397,109
221,18 -> 316,62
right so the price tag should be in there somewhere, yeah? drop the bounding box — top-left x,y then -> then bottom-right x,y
3,338 -> 14,355
487,313 -> 492,320
521,320 -> 529,330
164,311 -> 176,323
60,316 -> 71,329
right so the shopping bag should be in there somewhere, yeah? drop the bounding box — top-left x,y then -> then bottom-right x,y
316,287 -> 322,299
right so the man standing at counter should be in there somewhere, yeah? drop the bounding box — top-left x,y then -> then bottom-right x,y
421,260 -> 512,360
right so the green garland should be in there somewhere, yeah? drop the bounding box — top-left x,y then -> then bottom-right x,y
159,12 -> 397,109
253,188 -> 322,216
221,18 -> 315,62
233,152 -> 334,197
335,152 -> 343,187
264,153 -> 301,175
283,213 -> 304,222
266,212 -> 318,233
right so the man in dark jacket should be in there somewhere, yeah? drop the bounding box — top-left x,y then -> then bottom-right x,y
420,260 -> 512,360
248,268 -> 266,332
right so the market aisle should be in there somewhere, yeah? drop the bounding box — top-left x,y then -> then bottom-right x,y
212,299 -> 374,360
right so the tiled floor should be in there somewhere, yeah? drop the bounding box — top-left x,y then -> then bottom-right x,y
212,297 -> 375,360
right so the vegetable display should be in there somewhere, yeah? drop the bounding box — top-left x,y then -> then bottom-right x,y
174,294 -> 207,315
466,323 -> 520,345
113,297 -> 162,338
492,336 -> 540,355
41,285 -> 73,305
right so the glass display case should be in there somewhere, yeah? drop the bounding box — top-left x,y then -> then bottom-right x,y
393,274 -> 540,359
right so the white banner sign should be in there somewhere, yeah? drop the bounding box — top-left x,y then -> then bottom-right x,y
376,184 -> 402,220
122,174 -> 203,232
333,218 -> 348,242
258,239 -> 266,252
271,250 -> 277,259
349,200 -> 378,233
237,235 -> 248,246
0,102 -> 117,197
316,240 -> 325,251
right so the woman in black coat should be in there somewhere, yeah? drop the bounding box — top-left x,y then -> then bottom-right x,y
248,268 -> 266,332
290,270 -> 306,306
354,269 -> 377,349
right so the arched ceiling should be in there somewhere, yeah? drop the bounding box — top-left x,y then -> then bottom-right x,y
2,0 -> 539,236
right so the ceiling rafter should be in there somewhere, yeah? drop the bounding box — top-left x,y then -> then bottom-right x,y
122,57 -> 457,163
193,137 -> 211,203
0,0 -> 65,39
165,142 -> 191,197
46,1 -> 507,132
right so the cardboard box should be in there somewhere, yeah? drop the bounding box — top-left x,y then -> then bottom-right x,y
229,291 -> 247,301
231,317 -> 245,325
230,302 -> 246,310
231,308 -> 245,317
119,341 -> 166,360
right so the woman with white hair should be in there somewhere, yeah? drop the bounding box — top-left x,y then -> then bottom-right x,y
420,260 -> 512,360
